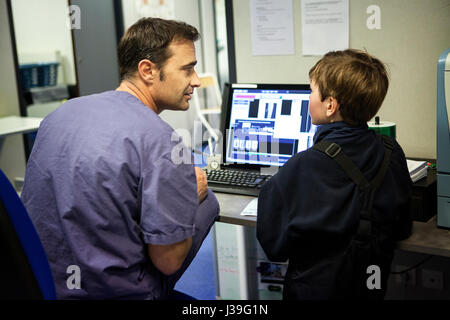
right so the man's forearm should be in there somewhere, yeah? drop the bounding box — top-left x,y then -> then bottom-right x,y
148,237 -> 193,276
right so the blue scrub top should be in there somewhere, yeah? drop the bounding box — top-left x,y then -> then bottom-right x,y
22,91 -> 201,299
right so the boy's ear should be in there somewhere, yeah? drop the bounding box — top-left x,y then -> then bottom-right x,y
137,59 -> 158,83
326,96 -> 340,117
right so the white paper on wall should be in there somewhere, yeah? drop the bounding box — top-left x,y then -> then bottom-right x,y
250,0 -> 295,56
301,0 -> 349,56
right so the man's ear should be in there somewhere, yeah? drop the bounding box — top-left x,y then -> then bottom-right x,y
137,59 -> 158,83
326,96 -> 340,117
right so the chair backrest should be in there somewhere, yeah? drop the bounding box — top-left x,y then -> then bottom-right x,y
0,169 -> 56,300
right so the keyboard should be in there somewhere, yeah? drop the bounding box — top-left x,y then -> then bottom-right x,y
205,169 -> 271,196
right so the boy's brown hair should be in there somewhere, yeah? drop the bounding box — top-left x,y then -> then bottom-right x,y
118,18 -> 200,81
309,49 -> 389,125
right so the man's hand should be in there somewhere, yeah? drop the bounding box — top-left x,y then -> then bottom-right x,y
195,167 -> 208,203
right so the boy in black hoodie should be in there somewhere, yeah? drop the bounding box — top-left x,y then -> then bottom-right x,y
257,49 -> 412,300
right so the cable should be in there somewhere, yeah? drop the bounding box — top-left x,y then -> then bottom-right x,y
390,255 -> 433,274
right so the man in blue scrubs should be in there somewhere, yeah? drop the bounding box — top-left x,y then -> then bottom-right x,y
21,18 -> 220,299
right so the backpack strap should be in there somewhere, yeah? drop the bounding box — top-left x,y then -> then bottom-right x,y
359,135 -> 394,221
312,141 -> 369,189
369,135 -> 394,190
312,136 -> 394,234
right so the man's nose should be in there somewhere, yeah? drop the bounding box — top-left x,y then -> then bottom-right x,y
191,72 -> 201,88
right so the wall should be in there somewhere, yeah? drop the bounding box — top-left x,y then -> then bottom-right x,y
233,0 -> 450,159
0,0 -> 27,185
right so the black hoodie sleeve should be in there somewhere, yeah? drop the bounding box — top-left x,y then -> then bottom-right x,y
391,142 -> 413,241
256,177 -> 289,262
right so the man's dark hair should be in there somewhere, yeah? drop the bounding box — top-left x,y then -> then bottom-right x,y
117,18 -> 200,81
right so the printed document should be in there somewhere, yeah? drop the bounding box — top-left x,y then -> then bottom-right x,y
301,0 -> 349,55
250,0 -> 295,56
241,198 -> 258,216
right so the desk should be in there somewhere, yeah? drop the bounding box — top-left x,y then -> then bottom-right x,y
0,116 -> 43,138
397,216 -> 450,258
215,192 -> 450,257
216,193 -> 256,227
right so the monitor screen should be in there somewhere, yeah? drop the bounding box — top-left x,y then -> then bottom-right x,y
224,84 -> 317,167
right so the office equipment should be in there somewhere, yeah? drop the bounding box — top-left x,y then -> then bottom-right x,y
437,48 -> 450,229
205,169 -> 269,196
411,169 -> 437,222
207,83 -> 316,196
0,169 -> 56,299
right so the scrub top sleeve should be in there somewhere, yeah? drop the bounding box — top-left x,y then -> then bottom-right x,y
257,178 -> 289,262
139,155 -> 198,245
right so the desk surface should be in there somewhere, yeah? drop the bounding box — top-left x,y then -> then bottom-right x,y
215,192 -> 450,258
216,192 -> 257,227
0,116 -> 43,138
397,216 -> 450,258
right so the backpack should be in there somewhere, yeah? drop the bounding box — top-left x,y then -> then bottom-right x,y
311,135 -> 395,299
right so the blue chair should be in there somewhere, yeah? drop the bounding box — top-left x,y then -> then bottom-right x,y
0,169 -> 56,300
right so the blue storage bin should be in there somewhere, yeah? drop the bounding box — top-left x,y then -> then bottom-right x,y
39,62 -> 59,87
19,62 -> 59,90
19,64 -> 40,89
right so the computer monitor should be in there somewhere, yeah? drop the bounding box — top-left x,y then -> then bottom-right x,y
220,83 -> 317,168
